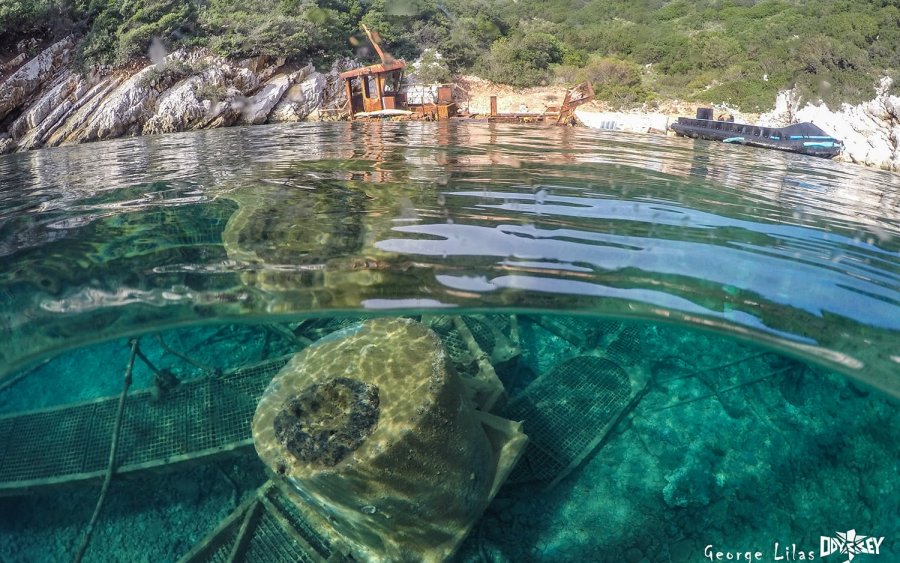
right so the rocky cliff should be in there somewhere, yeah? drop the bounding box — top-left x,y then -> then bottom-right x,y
0,38 -> 352,155
759,77 -> 900,172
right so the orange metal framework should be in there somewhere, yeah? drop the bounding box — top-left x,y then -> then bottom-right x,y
340,61 -> 408,117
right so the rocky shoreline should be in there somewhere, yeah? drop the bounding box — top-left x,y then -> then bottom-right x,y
757,77 -> 900,171
0,37 -> 348,155
2,38 -> 899,173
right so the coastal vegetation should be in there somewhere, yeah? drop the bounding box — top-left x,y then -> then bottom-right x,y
1,0 -> 898,111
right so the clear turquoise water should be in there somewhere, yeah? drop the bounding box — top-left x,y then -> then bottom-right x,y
0,121 -> 897,561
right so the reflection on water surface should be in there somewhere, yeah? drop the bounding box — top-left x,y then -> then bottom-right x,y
0,121 -> 898,561
0,121 -> 897,396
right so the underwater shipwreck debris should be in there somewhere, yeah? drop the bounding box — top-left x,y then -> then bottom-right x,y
0,354 -> 292,496
503,354 -> 647,490
179,481 -> 345,563
503,319 -> 651,489
73,339 -> 138,563
0,315 -> 664,561
252,317 -> 527,562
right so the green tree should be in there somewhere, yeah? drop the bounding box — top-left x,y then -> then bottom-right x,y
480,32 -> 563,87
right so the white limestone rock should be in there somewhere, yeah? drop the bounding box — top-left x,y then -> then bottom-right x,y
45,76 -> 124,147
0,134 -> 15,155
238,74 -> 291,125
194,87 -> 246,129
17,98 -> 75,150
269,71 -> 326,122
9,72 -> 80,139
192,57 -> 259,95
141,55 -> 261,135
69,65 -> 160,142
0,53 -> 27,74
239,55 -> 286,83
0,36 -> 74,121
143,75 -> 206,135
757,88 -> 801,128
307,58 -> 359,120
774,77 -> 900,171
63,51 -> 207,143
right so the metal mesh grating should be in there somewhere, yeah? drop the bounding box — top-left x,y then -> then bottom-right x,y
463,317 -> 496,353
604,324 -> 643,364
0,356 -> 290,493
206,533 -> 237,563
151,206 -> 232,248
441,329 -> 473,365
243,510 -> 319,563
205,514 -> 243,563
265,487 -> 333,558
503,356 -> 631,486
531,316 -> 604,348
482,314 -> 512,335
182,484 -> 339,563
156,221 -> 225,247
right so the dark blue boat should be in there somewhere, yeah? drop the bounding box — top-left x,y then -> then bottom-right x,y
671,108 -> 843,159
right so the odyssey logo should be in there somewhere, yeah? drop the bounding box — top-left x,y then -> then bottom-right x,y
821,530 -> 885,562
703,530 -> 886,562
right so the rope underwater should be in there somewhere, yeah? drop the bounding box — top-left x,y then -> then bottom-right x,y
72,338 -> 138,563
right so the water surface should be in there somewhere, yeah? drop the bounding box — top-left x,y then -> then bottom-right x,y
0,121 -> 898,562
1,121 -> 897,395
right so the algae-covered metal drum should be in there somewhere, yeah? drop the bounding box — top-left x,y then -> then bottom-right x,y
252,317 -> 526,562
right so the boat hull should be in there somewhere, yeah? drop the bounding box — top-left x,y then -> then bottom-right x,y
671,118 -> 842,159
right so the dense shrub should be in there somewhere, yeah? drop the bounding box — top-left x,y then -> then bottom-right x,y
0,0 -> 73,47
5,0 -> 900,110
584,57 -> 648,106
480,32 -> 563,87
139,58 -> 193,89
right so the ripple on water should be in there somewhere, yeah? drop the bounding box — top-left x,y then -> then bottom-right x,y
0,121 -> 897,396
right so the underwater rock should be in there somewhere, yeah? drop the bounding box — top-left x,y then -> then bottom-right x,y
253,317 -> 525,562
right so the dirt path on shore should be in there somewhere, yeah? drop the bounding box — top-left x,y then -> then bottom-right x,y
453,74 -> 759,123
